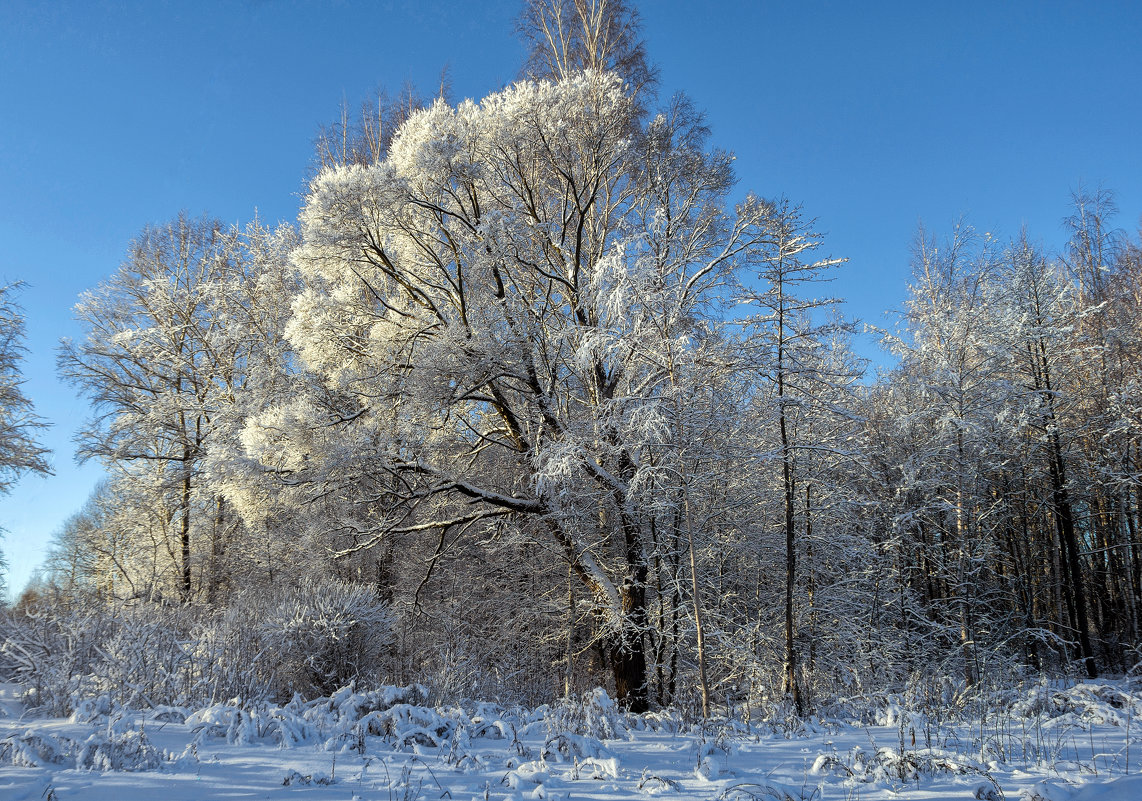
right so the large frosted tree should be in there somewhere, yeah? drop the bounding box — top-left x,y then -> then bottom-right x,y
241,69 -> 776,710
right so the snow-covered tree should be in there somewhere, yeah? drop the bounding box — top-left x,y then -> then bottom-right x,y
880,224 -> 1013,684
995,234 -> 1099,677
516,0 -> 656,95
59,215 -> 298,604
238,68 -> 778,710
741,199 -> 849,712
39,2 -> 1142,713
0,282 -> 52,596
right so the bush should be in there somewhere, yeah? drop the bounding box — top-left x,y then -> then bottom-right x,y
0,577 -> 392,714
0,608 -> 119,716
259,577 -> 393,699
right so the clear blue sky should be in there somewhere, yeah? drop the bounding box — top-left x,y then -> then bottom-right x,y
1,0 -> 1140,600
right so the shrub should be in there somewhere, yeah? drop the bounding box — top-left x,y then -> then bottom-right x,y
259,577 -> 393,699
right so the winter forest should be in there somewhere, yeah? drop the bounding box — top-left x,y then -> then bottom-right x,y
3,2 -> 1142,799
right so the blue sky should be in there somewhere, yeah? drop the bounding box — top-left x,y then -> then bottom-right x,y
1,0 -> 1140,599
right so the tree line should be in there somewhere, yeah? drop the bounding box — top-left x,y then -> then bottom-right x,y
3,1 -> 1141,714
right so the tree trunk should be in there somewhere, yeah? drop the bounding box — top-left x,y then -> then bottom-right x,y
180,462 -> 192,602
777,280 -> 803,715
608,622 -> 649,712
1047,432 -> 1098,678
684,493 -> 710,718
806,484 -> 817,686
206,496 -> 225,606
1033,331 -> 1097,679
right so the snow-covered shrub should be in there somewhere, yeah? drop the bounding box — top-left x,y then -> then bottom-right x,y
188,702 -> 316,747
1,577 -> 394,717
503,759 -> 550,790
259,578 -> 393,699
542,730 -> 613,763
70,694 -> 115,723
73,727 -> 171,771
314,683 -> 429,728
0,731 -> 70,767
358,702 -> 457,749
1002,678 -> 1142,728
282,770 -> 336,786
83,605 -> 197,709
811,743 -> 1002,794
693,731 -> 737,781
0,602 -> 266,714
188,592 -> 277,704
637,769 -> 684,794
0,604 -> 225,714
545,688 -> 630,741
0,609 -> 115,716
0,725 -> 170,772
628,706 -> 686,734
184,683 -> 436,750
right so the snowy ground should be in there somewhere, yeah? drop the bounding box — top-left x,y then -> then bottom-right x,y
2,682 -> 1141,801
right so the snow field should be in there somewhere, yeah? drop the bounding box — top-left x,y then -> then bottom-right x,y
2,681 -> 1141,800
